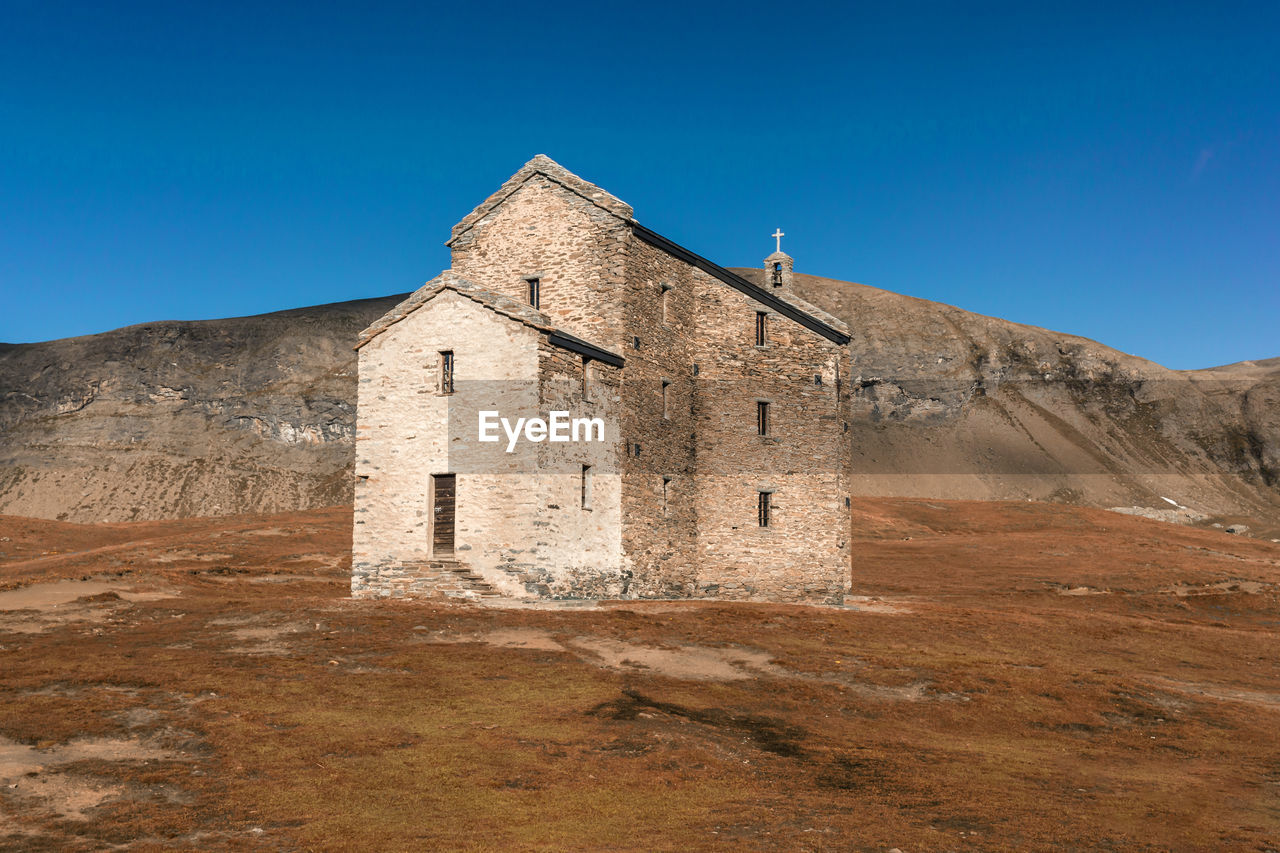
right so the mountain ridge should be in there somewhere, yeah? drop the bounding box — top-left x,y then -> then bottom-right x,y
2,273 -> 1276,528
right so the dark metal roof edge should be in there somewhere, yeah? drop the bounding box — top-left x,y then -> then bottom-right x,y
630,223 -> 851,346
547,331 -> 625,368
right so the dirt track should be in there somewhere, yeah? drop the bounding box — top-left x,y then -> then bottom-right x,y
1,502 -> 1279,850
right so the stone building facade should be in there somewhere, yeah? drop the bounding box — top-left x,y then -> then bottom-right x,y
352,156 -> 853,604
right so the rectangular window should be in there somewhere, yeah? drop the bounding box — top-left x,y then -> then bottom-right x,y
439,350 -> 454,394
662,476 -> 672,516
581,464 -> 592,509
757,401 -> 770,436
755,312 -> 767,346
581,356 -> 592,399
758,491 -> 772,527
662,379 -> 671,419
661,284 -> 673,325
527,278 -> 540,309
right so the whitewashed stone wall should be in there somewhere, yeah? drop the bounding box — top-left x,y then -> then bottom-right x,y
352,289 -> 625,599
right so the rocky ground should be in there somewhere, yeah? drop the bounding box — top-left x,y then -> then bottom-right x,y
2,500 -> 1278,850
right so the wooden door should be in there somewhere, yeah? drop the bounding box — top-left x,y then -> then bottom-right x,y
431,474 -> 455,556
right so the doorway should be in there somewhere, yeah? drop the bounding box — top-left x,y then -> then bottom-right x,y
431,474 -> 455,557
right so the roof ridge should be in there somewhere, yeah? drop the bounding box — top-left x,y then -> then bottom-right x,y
630,224 -> 851,346
447,155 -> 634,246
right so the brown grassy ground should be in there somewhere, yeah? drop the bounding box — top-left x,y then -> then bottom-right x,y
1,501 -> 1278,851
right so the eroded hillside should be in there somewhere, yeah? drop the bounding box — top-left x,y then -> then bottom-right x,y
0,295 -> 405,521
745,269 -> 1279,524
2,272 -> 1277,526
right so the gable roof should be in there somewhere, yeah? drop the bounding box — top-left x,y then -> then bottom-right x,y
445,155 -> 851,346
630,224 -> 851,345
354,271 -> 624,367
447,155 -> 634,247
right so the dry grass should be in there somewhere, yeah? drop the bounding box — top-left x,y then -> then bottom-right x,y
1,502 -> 1278,850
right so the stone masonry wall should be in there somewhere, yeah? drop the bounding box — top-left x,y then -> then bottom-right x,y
353,289 -> 631,598
616,238 -> 702,597
352,291 -> 539,597
521,339 -> 627,598
357,157 -> 850,604
449,174 -> 632,353
687,268 -> 851,604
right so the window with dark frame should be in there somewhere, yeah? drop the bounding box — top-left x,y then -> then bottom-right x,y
757,400 -> 770,436
758,491 -> 772,527
581,464 -> 592,509
527,277 -> 540,309
755,312 -> 767,346
439,350 -> 454,394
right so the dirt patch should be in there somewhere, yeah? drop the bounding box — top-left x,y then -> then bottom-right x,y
0,580 -> 176,612
570,637 -> 773,681
0,735 -> 183,820
222,620 -> 309,655
1158,579 -> 1274,596
1140,677 -> 1280,709
0,581 -> 178,634
843,595 -> 912,613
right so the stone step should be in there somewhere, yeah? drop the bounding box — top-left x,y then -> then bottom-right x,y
441,562 -> 503,598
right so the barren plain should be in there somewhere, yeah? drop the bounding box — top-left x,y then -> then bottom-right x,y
2,499 -> 1278,850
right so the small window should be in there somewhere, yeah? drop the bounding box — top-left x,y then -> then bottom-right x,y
661,284 -> 673,325
757,401 -> 770,436
633,336 -> 641,350
662,379 -> 671,419
662,476 -> 672,516
582,356 -> 592,399
581,464 -> 592,509
814,374 -> 822,386
632,442 -> 641,457
439,350 -> 455,394
772,262 -> 783,287
755,312 -> 767,346
758,491 -> 772,527
527,277 -> 540,309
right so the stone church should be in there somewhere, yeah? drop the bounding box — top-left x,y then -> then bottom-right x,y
352,156 -> 853,604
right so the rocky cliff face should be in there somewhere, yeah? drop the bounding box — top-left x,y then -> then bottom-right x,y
0,295 -> 405,522
2,274 -> 1276,527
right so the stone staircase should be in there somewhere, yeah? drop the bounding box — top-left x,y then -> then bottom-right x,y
430,559 -> 503,601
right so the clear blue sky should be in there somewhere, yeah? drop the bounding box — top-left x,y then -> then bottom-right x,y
2,1 -> 1276,369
